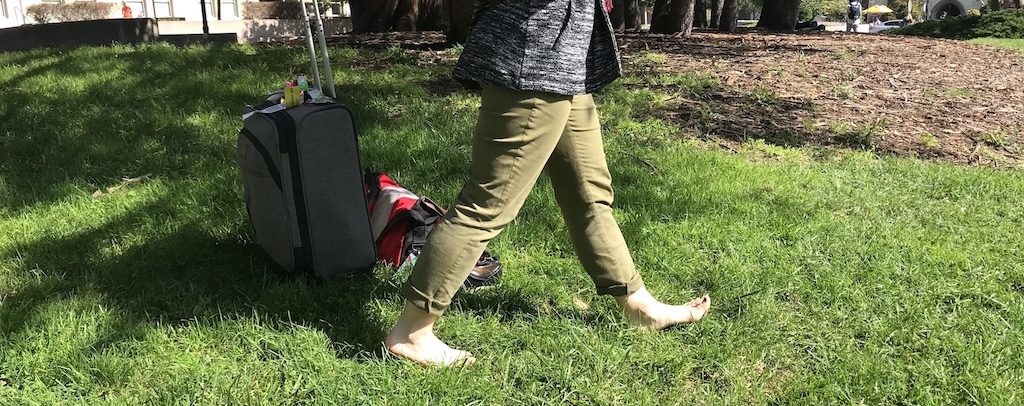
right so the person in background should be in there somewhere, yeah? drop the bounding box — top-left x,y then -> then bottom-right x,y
384,0 -> 712,367
847,0 -> 863,32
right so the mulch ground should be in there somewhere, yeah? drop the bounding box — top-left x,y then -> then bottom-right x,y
321,30 -> 1024,167
618,30 -> 1024,167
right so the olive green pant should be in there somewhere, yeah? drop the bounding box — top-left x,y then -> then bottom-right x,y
402,85 -> 645,315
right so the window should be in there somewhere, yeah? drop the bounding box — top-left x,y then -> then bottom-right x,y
219,0 -> 238,19
125,0 -> 144,17
152,0 -> 172,18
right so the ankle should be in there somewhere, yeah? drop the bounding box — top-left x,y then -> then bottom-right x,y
388,302 -> 439,343
616,287 -> 657,311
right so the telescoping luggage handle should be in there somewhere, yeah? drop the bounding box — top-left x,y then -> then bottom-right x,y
240,0 -> 335,120
299,0 -> 336,100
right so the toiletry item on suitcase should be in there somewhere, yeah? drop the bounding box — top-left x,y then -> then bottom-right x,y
236,0 -> 375,277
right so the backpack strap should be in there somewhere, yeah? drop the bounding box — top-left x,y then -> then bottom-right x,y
416,198 -> 447,222
398,198 -> 448,263
365,170 -> 382,204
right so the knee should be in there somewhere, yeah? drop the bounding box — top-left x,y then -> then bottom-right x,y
444,189 -> 518,234
586,178 -> 615,207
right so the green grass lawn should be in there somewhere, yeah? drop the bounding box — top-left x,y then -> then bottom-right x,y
971,37 -> 1024,52
2,43 -> 1023,404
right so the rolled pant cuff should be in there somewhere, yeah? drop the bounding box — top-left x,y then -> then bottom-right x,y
595,277 -> 645,297
401,281 -> 450,316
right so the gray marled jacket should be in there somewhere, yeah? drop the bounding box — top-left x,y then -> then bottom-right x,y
454,0 -> 621,95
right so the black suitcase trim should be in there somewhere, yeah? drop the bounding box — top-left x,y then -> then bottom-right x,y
266,110 -> 313,270
240,128 -> 283,190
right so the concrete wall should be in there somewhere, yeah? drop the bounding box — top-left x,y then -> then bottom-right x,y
159,18 -> 351,42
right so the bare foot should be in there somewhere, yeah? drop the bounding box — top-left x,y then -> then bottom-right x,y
385,303 -> 476,367
616,287 -> 711,330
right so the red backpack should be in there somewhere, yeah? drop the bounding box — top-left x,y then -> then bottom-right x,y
363,172 -> 504,288
364,172 -> 445,266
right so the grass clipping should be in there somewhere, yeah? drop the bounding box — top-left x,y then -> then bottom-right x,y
91,174 -> 152,198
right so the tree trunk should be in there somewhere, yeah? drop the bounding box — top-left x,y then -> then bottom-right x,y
694,0 -> 707,27
625,0 -> 642,28
611,0 -> 626,29
445,0 -> 475,43
348,0 -> 369,33
719,0 -> 738,31
756,0 -> 801,30
681,0 -> 696,35
990,0 -> 1002,11
393,0 -> 420,31
651,0 -> 684,33
350,0 -> 399,32
710,0 -> 723,27
652,0 -> 696,35
417,0 -> 445,31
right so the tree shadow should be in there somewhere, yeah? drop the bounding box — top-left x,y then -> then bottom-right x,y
617,30 -> 833,61
614,30 -> 914,155
655,90 -> 887,152
0,33 -> 818,366
324,31 -> 452,51
0,42 -> 529,364
0,44 -> 271,214
1,194 -> 395,359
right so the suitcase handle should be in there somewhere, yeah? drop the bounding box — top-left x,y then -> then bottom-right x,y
299,0 -> 336,99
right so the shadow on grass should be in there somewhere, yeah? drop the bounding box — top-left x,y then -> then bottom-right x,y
659,91 -> 884,151
0,44 -> 272,214
0,43 -> 530,363
0,193 -> 396,359
1,38 -> 795,365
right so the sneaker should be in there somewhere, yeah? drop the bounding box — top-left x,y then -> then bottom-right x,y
464,251 -> 502,289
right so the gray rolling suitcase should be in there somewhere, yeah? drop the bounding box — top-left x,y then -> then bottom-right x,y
237,0 -> 375,277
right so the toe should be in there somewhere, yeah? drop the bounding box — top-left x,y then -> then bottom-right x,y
445,351 -> 476,367
458,353 -> 477,367
682,295 -> 711,324
701,295 -> 711,311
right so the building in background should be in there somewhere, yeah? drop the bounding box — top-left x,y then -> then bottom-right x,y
1,0 -> 25,27
1,0 -> 248,27
2,0 -> 350,29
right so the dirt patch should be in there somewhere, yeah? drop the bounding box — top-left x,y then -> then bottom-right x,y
313,31 -> 1024,167
324,31 -> 452,51
618,30 -> 1024,167
420,76 -> 467,96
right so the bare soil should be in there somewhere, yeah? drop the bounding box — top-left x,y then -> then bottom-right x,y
620,31 -> 1024,167
326,30 -> 1024,167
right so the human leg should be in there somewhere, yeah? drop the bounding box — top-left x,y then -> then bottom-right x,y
387,85 -> 574,365
546,94 -> 711,330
